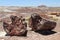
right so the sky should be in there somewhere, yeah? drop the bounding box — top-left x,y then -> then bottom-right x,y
0,0 -> 60,7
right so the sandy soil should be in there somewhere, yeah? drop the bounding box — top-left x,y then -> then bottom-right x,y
0,18 -> 60,40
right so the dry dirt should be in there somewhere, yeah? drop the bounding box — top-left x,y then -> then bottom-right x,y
0,18 -> 60,40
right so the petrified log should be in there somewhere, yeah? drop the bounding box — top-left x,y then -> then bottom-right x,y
29,13 -> 56,31
3,15 -> 27,36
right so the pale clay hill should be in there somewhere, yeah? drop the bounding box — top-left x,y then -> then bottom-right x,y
0,6 -> 60,20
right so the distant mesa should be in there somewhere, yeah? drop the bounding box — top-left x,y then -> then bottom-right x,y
38,5 -> 47,7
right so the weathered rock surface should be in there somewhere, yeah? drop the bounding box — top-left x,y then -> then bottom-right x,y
3,15 -> 27,36
29,13 -> 56,31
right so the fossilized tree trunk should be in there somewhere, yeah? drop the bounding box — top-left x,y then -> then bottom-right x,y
3,15 -> 27,36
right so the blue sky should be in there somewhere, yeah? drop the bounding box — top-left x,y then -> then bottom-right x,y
0,0 -> 60,7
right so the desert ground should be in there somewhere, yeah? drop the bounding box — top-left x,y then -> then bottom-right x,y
0,16 -> 60,40
0,6 -> 60,40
